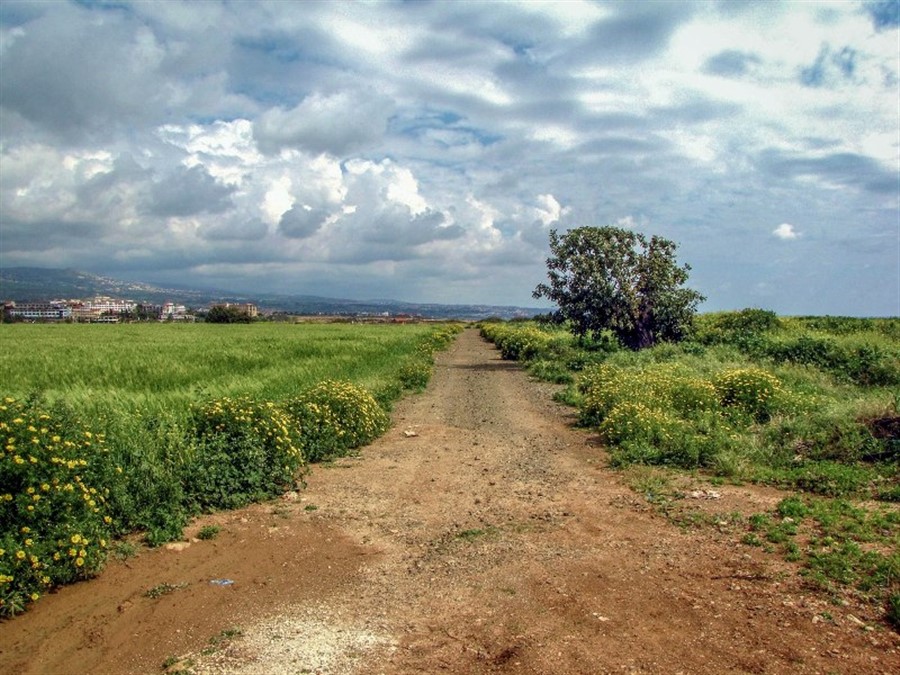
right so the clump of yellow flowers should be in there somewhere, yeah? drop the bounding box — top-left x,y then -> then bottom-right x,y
1,397 -> 114,617
285,380 -> 389,462
185,396 -> 307,512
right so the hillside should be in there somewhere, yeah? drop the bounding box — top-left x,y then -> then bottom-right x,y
0,267 -> 542,320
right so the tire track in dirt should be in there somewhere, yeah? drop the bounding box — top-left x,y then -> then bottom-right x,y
1,328 -> 897,674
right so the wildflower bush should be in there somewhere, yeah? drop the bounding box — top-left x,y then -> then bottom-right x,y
397,359 -> 432,391
420,324 -> 465,353
483,318 -> 895,488
184,396 -> 305,511
1,397 -> 116,617
495,324 -> 555,361
481,321 -> 616,374
285,380 -> 389,462
576,362 -> 733,468
579,363 -> 719,427
713,368 -> 787,423
599,403 -> 688,465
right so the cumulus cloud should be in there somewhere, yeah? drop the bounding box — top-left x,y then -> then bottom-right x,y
773,223 -> 800,240
147,165 -> 235,217
199,217 -> 269,242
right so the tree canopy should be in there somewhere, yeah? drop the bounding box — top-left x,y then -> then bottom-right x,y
206,305 -> 253,324
533,226 -> 705,350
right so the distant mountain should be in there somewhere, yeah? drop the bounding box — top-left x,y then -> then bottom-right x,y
0,268 -> 208,304
0,267 -> 544,320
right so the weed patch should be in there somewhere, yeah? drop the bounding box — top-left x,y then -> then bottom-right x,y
144,581 -> 188,599
197,525 -> 220,540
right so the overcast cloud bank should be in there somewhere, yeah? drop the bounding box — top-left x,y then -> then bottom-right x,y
1,0 -> 898,315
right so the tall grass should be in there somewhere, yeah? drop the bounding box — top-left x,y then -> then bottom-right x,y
2,323 -> 438,407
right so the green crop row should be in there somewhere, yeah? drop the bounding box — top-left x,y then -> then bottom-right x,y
0,322 -> 463,617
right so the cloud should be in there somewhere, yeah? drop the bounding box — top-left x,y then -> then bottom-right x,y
146,165 -> 235,217
703,50 -> 762,77
576,2 -> 696,65
253,90 -> 395,156
800,44 -> 859,87
773,223 -> 800,240
199,217 -> 269,242
278,205 -> 331,239
757,149 -> 898,194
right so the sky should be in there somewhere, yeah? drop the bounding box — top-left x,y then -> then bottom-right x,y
0,0 -> 898,315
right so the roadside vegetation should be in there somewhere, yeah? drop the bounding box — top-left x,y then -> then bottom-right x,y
0,322 -> 462,617
480,311 -> 899,627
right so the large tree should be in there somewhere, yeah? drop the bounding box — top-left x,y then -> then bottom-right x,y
206,305 -> 253,324
533,226 -> 705,350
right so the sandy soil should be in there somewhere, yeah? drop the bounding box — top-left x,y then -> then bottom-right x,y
1,328 -> 897,674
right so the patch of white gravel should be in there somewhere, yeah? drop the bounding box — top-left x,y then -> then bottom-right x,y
191,607 -> 396,675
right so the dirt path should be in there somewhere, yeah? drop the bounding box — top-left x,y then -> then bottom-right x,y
1,328 -> 898,674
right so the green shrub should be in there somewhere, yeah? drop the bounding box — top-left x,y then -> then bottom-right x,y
713,368 -> 785,423
197,525 -> 220,540
693,309 -> 781,345
99,410 -> 189,546
184,397 -> 305,511
579,363 -> 718,427
763,412 -> 882,464
837,343 -> 900,386
526,359 -> 574,384
776,496 -> 809,519
1,396 -> 116,617
285,380 -> 388,462
397,359 -> 432,390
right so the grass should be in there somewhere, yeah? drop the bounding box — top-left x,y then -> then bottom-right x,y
200,626 -> 243,656
112,541 -> 138,560
0,322 -> 442,413
196,525 -> 220,540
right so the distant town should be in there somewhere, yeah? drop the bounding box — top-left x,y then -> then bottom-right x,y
2,297 -> 258,323
1,297 -> 442,324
